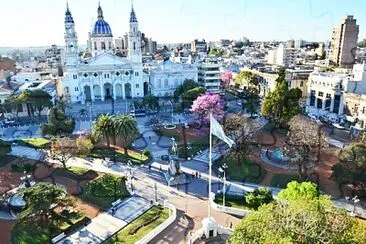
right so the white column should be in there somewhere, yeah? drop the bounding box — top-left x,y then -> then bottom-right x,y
113,84 -> 117,100
330,94 -> 335,112
101,83 -> 105,101
122,82 -> 126,99
90,85 -> 95,102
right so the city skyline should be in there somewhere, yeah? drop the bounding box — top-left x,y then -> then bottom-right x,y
1,0 -> 366,47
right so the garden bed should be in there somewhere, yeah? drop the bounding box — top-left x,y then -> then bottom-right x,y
15,138 -> 50,149
90,148 -> 150,164
79,174 -> 130,210
216,155 -> 266,184
106,205 -> 169,244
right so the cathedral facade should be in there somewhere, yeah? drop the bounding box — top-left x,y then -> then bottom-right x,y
62,3 -> 149,104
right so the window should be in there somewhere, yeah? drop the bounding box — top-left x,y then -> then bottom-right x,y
135,72 -> 139,76
101,42 -> 106,50
136,84 -> 139,88
133,42 -> 136,50
318,91 -> 324,97
93,73 -> 98,77
125,71 -> 129,76
109,42 -> 112,50
73,75 -> 77,79
104,74 -> 110,78
116,72 -> 120,76
83,73 -> 88,78
363,107 -> 365,114
94,42 -> 97,50
74,87 -> 79,92
164,79 -> 169,88
326,93 -> 331,98
300,81 -> 303,87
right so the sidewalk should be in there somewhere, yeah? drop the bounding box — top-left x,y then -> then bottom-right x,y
58,196 -> 151,244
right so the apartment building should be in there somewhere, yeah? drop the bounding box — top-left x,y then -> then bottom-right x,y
197,58 -> 221,93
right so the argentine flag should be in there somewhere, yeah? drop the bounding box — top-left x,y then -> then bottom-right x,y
210,114 -> 235,148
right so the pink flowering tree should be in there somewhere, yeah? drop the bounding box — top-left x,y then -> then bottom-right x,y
221,71 -> 232,87
190,93 -> 225,123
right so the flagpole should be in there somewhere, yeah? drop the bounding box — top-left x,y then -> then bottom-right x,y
208,112 -> 212,218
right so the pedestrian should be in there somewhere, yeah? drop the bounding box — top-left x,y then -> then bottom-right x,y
230,222 -> 233,228
160,165 -> 162,171
196,171 -> 198,178
192,172 -> 195,178
149,135 -> 151,141
199,172 -> 201,178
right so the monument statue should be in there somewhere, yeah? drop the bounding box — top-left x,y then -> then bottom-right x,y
169,138 -> 181,176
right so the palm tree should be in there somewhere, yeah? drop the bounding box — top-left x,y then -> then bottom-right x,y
115,115 -> 139,156
92,114 -> 115,148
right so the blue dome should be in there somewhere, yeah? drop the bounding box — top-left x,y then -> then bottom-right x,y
92,19 -> 113,36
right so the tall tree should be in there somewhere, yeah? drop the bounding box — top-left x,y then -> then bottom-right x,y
261,68 -> 302,127
3,94 -> 22,119
92,114 -> 115,148
41,106 -> 75,136
143,95 -> 160,111
230,182 -> 366,244
18,183 -> 73,228
190,93 -> 224,122
285,115 -> 327,180
50,137 -> 77,168
76,138 -> 93,157
220,71 -> 232,88
115,115 -> 139,156
28,89 -> 53,120
182,87 -> 206,108
332,143 -> 366,191
224,113 -> 261,165
236,71 -> 261,117
174,79 -> 199,98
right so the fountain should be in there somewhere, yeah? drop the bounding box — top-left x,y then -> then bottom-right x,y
164,138 -> 190,186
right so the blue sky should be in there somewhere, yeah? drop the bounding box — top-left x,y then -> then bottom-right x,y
0,0 -> 365,47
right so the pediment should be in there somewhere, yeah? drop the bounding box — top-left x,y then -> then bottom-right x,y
86,53 -> 130,66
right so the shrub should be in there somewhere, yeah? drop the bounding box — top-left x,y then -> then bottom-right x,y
245,187 -> 273,210
11,163 -> 33,173
142,149 -> 151,157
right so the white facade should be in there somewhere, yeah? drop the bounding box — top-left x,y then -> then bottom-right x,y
306,72 -> 351,122
61,4 -> 148,104
150,61 -> 197,97
268,43 -> 297,67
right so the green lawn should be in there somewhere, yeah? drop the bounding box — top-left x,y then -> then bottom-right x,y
16,138 -> 50,149
11,224 -> 50,244
106,205 -> 169,244
214,194 -> 251,210
270,174 -> 302,188
90,148 -> 150,164
67,166 -> 89,176
216,154 -> 265,184
80,174 -> 130,210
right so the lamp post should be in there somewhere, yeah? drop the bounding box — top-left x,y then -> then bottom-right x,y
168,100 -> 174,125
154,183 -> 158,202
346,195 -> 360,216
218,163 -> 228,207
127,160 -> 133,192
87,101 -> 93,126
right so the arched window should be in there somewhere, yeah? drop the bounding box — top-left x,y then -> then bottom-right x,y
94,42 -> 97,50
133,42 -> 136,50
101,42 -> 106,50
164,79 -> 169,88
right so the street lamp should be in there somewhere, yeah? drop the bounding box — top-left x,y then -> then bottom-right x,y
346,195 -> 360,216
168,100 -> 174,125
218,163 -> 228,207
154,183 -> 158,202
127,160 -> 133,192
87,101 -> 93,126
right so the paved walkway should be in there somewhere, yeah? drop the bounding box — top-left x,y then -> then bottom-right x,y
58,196 -> 151,244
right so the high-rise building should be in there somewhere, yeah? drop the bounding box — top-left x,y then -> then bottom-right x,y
329,15 -> 359,68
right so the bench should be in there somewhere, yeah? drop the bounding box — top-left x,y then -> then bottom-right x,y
111,199 -> 122,207
51,232 -> 66,243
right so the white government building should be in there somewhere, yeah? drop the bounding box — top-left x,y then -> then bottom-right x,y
62,3 -> 150,104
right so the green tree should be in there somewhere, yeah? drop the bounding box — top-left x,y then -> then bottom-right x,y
41,106 -> 75,136
174,79 -> 199,98
230,182 -> 366,244
76,138 -> 93,157
143,95 -> 160,111
3,95 -> 23,119
278,181 -> 321,201
18,183 -> 73,228
261,68 -> 302,127
245,187 -> 273,210
0,139 -> 11,156
28,90 -> 52,120
236,71 -> 261,117
92,114 -> 115,148
182,87 -> 206,108
332,143 -> 366,191
50,137 -> 77,168
209,48 -> 223,57
115,115 -> 139,156
358,38 -> 366,48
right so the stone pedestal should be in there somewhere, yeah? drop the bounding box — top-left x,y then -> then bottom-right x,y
201,217 -> 218,239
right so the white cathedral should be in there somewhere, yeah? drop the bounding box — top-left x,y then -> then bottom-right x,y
62,3 -> 149,104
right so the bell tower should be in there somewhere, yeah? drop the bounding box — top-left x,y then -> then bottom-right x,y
64,3 -> 78,65
128,5 -> 142,62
